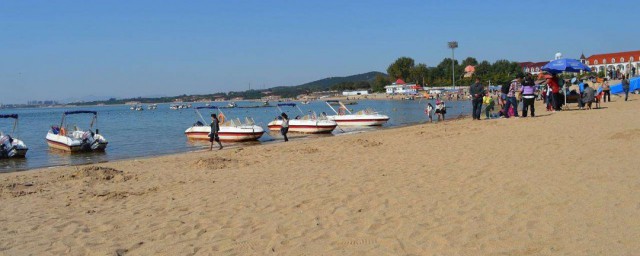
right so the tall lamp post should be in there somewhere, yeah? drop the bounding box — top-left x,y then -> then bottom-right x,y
448,41 -> 458,89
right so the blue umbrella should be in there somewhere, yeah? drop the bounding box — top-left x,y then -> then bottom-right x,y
542,58 -> 592,74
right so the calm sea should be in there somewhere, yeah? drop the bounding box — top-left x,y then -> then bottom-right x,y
0,99 -> 471,172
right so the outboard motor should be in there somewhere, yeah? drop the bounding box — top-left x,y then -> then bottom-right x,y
87,131 -> 103,150
0,135 -> 15,158
0,136 -> 7,158
80,131 -> 94,151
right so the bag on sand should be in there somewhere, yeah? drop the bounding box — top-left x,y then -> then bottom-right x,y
508,106 -> 515,117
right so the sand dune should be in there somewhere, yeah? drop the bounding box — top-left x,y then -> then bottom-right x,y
1,95 -> 639,255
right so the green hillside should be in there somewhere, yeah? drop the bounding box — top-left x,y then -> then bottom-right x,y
269,71 -> 387,97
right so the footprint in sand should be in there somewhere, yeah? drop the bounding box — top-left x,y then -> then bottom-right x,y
217,240 -> 260,253
355,139 -> 383,147
609,128 -> 640,140
336,238 -> 379,248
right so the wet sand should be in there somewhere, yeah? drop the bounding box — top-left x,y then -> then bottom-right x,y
1,94 -> 639,255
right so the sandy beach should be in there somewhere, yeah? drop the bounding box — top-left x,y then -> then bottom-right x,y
1,95 -> 639,255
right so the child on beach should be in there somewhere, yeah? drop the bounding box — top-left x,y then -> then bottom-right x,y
425,103 -> 434,123
482,92 -> 494,119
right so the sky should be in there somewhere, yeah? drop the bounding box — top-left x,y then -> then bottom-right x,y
1,0 -> 638,104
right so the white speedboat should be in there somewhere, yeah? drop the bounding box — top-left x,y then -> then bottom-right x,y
170,105 -> 179,110
184,106 -> 264,142
267,103 -> 337,133
324,100 -> 389,126
46,111 -> 108,152
147,104 -> 158,110
0,114 -> 28,158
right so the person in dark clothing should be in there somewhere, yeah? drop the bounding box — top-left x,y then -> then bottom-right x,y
280,112 -> 289,142
209,114 -> 223,150
470,78 -> 485,120
622,75 -> 631,101
520,74 -> 537,117
500,83 -> 510,107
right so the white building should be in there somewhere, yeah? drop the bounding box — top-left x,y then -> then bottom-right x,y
342,90 -> 369,96
384,79 -> 420,95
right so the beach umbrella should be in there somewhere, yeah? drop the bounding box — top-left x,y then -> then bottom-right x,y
541,58 -> 591,109
541,58 -> 591,74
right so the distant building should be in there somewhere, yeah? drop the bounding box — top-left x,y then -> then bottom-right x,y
261,95 -> 282,101
581,50 -> 640,75
27,100 -> 59,105
342,90 -> 369,96
519,61 -> 547,75
384,79 -> 420,95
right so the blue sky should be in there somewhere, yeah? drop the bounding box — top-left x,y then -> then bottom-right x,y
1,0 -> 638,103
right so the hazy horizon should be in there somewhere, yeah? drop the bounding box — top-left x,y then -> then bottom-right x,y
2,0 -> 638,104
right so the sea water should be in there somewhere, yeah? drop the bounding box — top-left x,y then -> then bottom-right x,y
0,99 -> 471,172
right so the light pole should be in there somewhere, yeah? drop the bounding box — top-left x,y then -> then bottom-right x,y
448,41 -> 458,89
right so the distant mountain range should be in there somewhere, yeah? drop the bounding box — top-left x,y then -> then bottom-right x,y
268,71 -> 386,97
70,71 -> 386,105
292,71 -> 385,91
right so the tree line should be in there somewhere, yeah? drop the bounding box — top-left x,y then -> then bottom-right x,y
370,56 -> 524,92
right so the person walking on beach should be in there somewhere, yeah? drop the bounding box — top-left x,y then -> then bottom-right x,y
602,78 -> 611,102
470,78 -> 485,120
483,91 -> 495,119
435,100 -> 446,121
504,75 -> 521,118
209,114 -> 223,150
520,74 -> 537,117
280,112 -> 290,142
622,75 -> 630,101
425,103 -> 434,123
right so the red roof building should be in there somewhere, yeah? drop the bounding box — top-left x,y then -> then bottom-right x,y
582,50 -> 640,75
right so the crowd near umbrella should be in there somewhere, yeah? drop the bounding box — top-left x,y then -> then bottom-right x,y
541,58 -> 592,107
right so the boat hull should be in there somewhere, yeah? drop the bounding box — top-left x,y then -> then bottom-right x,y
46,133 -> 108,152
267,120 -> 337,133
327,115 -> 389,126
185,126 -> 264,142
0,148 -> 28,159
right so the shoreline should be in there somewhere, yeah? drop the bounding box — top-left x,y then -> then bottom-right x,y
3,113 -> 469,174
1,96 -> 638,255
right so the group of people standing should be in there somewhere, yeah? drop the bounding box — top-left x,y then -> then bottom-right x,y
465,71 -> 634,121
609,68 -> 636,80
468,75 -> 539,120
